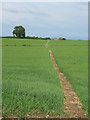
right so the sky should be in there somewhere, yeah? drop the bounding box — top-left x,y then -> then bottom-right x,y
0,2 -> 88,40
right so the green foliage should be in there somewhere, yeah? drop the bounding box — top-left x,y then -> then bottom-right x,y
13,26 -> 25,38
2,38 -> 48,45
49,40 -> 88,113
26,36 -> 51,40
2,38 -> 64,117
58,38 -> 66,40
2,38 -> 88,117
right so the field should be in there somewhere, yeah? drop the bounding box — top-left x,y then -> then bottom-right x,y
49,40 -> 88,112
2,38 -> 47,45
2,38 -> 88,117
2,38 -> 64,117
0,38 -> 2,117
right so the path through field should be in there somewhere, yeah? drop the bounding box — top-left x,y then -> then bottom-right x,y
45,40 -> 50,48
49,50 -> 87,118
45,41 -> 87,118
2,38 -> 88,118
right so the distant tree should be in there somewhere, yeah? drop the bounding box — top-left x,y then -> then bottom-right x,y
13,26 -> 25,38
59,37 -> 66,40
62,38 -> 66,40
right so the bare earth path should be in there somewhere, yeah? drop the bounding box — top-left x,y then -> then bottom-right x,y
2,40 -> 88,118
49,50 -> 87,118
45,40 -> 50,48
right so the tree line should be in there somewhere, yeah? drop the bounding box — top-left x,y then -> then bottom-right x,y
12,26 -> 66,40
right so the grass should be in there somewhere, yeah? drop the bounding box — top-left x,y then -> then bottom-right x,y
2,38 -> 64,117
2,38 -> 48,46
49,40 -> 88,113
49,40 -> 88,46
0,38 -> 2,117
2,38 -> 88,117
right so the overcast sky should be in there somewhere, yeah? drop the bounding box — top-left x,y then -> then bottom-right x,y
1,2 -> 88,39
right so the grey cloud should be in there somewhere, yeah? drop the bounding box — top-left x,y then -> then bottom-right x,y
2,4 -> 49,17
2,7 -> 18,13
26,8 -> 49,16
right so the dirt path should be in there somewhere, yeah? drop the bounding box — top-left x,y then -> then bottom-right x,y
49,50 -> 87,118
45,40 -> 50,48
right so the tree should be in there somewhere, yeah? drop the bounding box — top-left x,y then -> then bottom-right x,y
59,37 -> 66,40
13,26 -> 25,38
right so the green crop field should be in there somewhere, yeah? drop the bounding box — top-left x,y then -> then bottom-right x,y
49,40 -> 88,46
49,40 -> 88,113
1,38 -> 88,117
2,38 -> 47,45
2,38 -> 64,117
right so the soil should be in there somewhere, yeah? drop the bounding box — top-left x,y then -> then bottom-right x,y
45,40 -> 50,48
